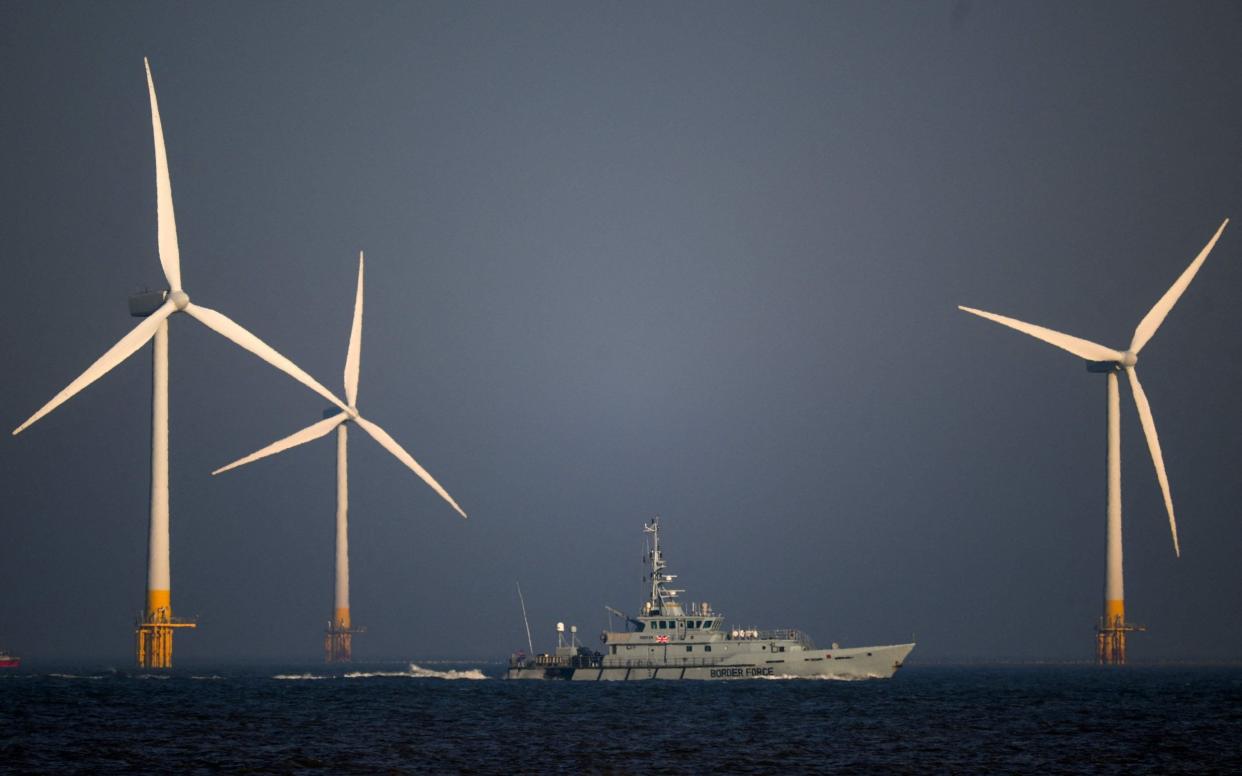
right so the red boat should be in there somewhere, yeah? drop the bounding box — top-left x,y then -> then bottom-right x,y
0,652 -> 19,668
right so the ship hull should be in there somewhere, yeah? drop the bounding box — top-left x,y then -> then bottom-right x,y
508,643 -> 913,681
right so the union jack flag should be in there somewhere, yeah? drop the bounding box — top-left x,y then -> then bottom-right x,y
656,635 -> 669,644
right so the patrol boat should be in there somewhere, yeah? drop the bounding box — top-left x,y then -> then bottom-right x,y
506,518 -> 914,680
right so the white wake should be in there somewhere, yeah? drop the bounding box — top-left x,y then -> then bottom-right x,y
274,663 -> 488,681
345,663 -> 488,680
758,672 -> 885,681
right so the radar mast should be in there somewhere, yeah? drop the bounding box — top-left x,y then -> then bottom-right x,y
644,517 -> 684,616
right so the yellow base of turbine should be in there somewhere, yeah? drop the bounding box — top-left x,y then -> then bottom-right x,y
135,590 -> 196,669
1095,601 -> 1144,665
325,610 -> 365,664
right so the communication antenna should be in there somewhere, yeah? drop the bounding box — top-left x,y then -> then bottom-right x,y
516,582 -> 534,656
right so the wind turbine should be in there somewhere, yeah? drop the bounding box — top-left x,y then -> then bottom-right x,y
12,59 -> 348,668
213,252 -> 466,662
960,218 -> 1228,664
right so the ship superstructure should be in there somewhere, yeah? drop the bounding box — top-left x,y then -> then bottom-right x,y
507,518 -> 914,680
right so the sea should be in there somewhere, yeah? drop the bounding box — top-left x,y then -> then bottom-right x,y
2,663 -> 1240,773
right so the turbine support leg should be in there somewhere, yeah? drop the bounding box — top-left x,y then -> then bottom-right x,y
1095,371 -> 1144,664
135,590 -> 196,669
1096,606 -> 1144,666
137,322 -> 196,668
325,609 -> 365,663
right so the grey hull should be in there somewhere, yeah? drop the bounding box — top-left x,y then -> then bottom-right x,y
508,642 -> 914,681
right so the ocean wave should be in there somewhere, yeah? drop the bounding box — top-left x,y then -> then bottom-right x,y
48,673 -> 106,680
272,673 -> 333,681
344,663 -> 488,680
758,672 -> 885,681
406,663 -> 488,680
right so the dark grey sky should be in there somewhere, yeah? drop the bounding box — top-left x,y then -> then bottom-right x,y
2,1 -> 1241,663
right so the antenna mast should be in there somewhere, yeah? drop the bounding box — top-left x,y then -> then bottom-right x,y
643,516 -> 684,616
516,581 -> 534,656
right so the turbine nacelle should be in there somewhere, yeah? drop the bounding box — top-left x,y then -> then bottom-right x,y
321,406 -> 361,421
129,289 -> 168,318
1085,360 -> 1121,373
1087,351 -> 1137,371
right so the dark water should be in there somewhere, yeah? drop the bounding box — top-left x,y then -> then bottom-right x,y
2,663 -> 1240,773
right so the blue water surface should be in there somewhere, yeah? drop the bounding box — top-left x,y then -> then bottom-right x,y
2,663 -> 1240,773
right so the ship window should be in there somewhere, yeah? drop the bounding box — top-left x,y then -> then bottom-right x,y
685,646 -> 692,652
634,622 -> 645,632
611,646 -> 616,655
703,620 -> 713,628
689,620 -> 699,629
704,645 -> 712,652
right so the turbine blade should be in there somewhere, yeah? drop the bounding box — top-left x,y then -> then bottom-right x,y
213,412 -> 348,475
144,58 -> 182,293
184,302 -> 348,411
958,306 -> 1124,362
13,300 -> 176,435
1125,366 -> 1180,557
1130,218 -> 1229,354
354,414 -> 467,518
343,251 -> 364,406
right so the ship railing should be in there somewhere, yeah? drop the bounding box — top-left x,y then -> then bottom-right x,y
510,652 -> 604,669
604,657 -> 743,669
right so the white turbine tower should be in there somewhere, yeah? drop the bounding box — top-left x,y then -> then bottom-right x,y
11,59 -> 348,669
960,218 -> 1228,664
213,252 -> 466,662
